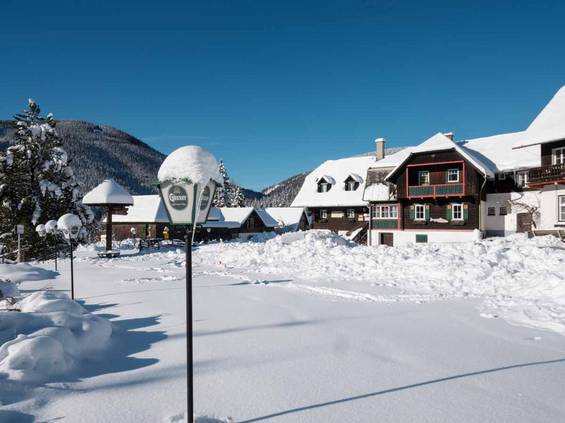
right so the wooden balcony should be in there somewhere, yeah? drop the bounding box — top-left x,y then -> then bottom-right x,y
408,183 -> 464,198
528,163 -> 565,186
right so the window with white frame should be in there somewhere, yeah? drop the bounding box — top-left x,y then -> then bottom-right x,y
516,171 -> 528,187
415,204 -> 425,220
347,209 -> 355,219
487,207 -> 496,216
320,209 -> 328,219
345,180 -> 358,191
418,171 -> 430,185
318,182 -> 330,193
553,147 -> 565,165
447,168 -> 460,183
452,203 -> 463,220
372,205 -> 399,219
559,196 -> 565,222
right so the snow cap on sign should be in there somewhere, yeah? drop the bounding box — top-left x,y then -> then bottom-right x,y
158,145 -> 222,186
82,179 -> 134,206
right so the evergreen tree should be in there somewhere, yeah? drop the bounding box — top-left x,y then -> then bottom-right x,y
232,185 -> 245,207
0,99 -> 93,259
213,159 -> 231,207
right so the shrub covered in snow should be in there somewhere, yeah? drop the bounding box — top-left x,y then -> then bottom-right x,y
0,279 -> 20,299
0,290 -> 112,383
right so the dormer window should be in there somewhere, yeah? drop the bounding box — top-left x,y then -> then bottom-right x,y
317,176 -> 334,193
344,174 -> 362,191
345,180 -> 357,191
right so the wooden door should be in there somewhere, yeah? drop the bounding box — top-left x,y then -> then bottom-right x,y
380,232 -> 394,247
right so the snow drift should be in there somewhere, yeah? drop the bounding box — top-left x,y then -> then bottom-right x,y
0,290 -> 112,383
193,230 -> 565,335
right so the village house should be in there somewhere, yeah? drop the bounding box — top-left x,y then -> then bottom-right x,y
363,86 -> 565,246
290,140 -> 390,241
109,194 -> 309,242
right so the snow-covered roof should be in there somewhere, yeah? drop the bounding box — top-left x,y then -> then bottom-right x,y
346,173 -> 363,183
514,86 -> 565,148
385,133 -> 496,180
363,183 -> 393,202
291,156 -> 377,207
262,207 -> 307,229
463,131 -> 540,171
318,175 -> 336,185
157,145 -> 222,185
110,195 -> 169,223
82,179 -> 134,206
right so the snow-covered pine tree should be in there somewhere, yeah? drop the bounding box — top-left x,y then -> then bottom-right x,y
212,159 -> 231,207
0,99 -> 93,260
231,185 -> 245,207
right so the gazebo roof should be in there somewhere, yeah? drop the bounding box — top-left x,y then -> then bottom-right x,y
82,179 -> 134,206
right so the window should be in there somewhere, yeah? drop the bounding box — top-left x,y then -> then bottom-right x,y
447,169 -> 460,183
318,182 -> 330,193
559,196 -> 565,222
498,172 -> 506,180
452,203 -> 463,220
418,171 -> 430,185
553,147 -> 565,165
247,217 -> 255,229
345,181 -> 358,191
415,204 -> 425,220
499,206 -> 507,216
487,207 -> 496,216
372,205 -> 399,219
416,234 -> 428,243
320,209 -> 328,220
347,209 -> 355,219
516,171 -> 528,187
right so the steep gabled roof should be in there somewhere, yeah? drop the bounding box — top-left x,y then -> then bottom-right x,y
514,86 -> 565,148
463,131 -> 540,171
262,207 -> 308,229
385,133 -> 496,181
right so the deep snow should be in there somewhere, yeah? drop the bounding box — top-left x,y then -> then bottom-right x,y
1,231 -> 565,422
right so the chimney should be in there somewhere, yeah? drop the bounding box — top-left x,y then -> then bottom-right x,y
444,132 -> 454,141
375,137 -> 385,160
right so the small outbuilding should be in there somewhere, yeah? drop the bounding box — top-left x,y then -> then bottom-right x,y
83,179 -> 134,255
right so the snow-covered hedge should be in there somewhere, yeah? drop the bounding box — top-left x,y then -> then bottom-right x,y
0,279 -> 20,299
0,291 -> 112,383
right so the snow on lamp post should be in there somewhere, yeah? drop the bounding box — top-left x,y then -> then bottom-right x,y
57,213 -> 82,300
157,145 -> 222,421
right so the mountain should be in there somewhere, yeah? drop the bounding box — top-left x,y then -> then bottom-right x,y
0,120 -> 165,195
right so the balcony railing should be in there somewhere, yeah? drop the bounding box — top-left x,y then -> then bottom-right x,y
528,163 -> 565,185
408,183 -> 464,198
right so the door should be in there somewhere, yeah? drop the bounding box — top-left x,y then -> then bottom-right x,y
516,213 -> 532,233
380,232 -> 394,247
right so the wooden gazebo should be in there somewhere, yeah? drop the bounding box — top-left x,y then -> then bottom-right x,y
83,179 -> 134,257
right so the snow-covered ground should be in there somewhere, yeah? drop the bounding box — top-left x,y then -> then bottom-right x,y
1,231 -> 565,422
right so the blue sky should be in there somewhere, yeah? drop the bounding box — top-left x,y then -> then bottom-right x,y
1,0 -> 565,190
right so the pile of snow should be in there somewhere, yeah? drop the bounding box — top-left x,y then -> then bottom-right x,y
194,231 -> 565,335
158,145 -> 221,185
0,291 -> 112,383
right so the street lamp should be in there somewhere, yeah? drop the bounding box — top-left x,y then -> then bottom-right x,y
57,214 -> 83,300
157,145 -> 222,421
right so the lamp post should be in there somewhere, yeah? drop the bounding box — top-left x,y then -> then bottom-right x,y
57,214 -> 83,300
157,146 -> 221,421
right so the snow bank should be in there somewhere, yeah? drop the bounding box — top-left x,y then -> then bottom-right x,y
0,291 -> 112,383
158,146 -> 221,185
194,231 -> 565,335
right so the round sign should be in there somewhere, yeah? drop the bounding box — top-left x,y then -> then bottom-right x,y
168,185 -> 188,210
199,185 -> 211,211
